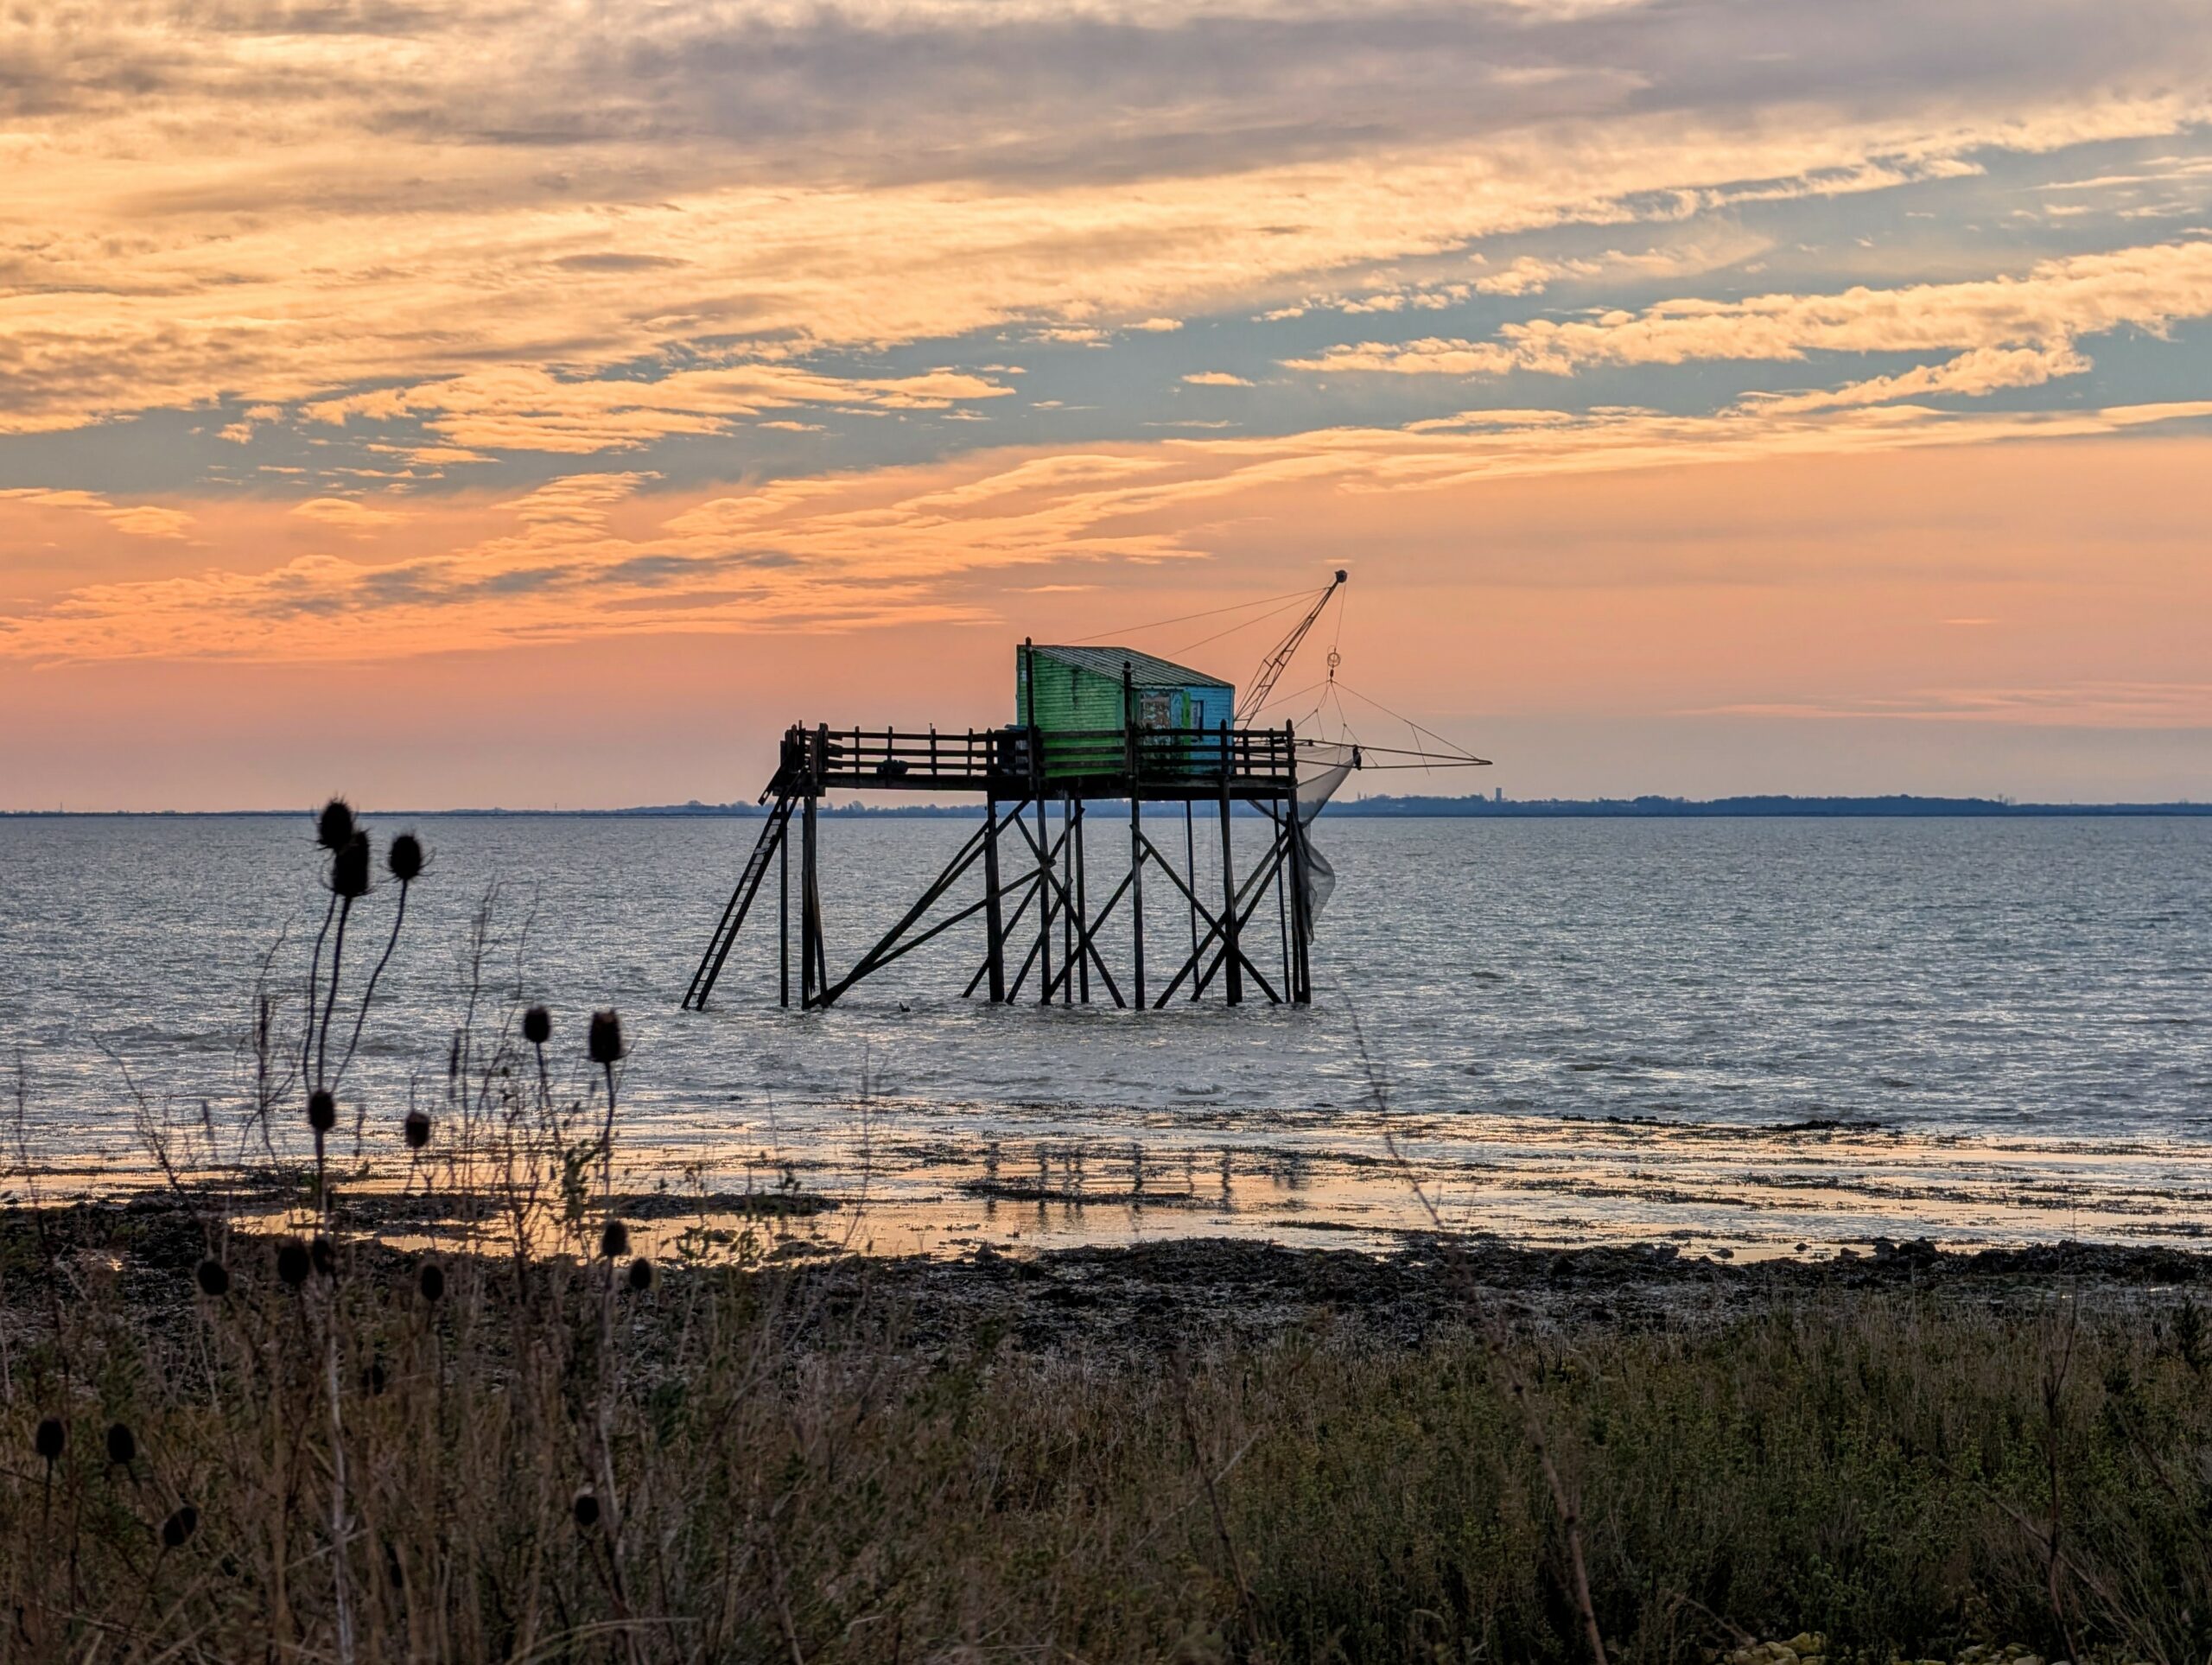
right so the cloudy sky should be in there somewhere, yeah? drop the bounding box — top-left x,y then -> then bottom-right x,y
3,0 -> 2210,807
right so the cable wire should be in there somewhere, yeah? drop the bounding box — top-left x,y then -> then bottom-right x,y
1170,593 -> 1313,657
1066,587 -> 1314,645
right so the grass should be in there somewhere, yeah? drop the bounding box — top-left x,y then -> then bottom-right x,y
0,799 -> 2205,1662
2,1223 -> 2210,1662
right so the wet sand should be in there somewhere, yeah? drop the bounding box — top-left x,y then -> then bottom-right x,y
12,1187 -> 2211,1357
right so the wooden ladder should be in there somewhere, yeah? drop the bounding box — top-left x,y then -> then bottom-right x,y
681,794 -> 794,1010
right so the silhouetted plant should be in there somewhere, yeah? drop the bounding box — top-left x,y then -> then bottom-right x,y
315,798 -> 356,853
334,829 -> 425,1086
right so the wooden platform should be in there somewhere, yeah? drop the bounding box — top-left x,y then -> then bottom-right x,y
684,720 -> 1319,1013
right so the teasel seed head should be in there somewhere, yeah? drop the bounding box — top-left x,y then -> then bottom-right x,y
275,1237 -> 311,1288
523,1005 -> 552,1046
626,1256 -> 655,1293
34,1417 -> 64,1462
308,1090 -> 336,1134
572,1490 -> 600,1529
404,1108 -> 431,1150
332,831 -> 372,899
195,1258 -> 231,1298
365,1358 -> 388,1396
105,1422 -> 136,1466
315,798 -> 356,852
587,1009 -> 623,1066
387,832 -> 424,883
417,1261 -> 445,1303
600,1218 -> 630,1259
161,1504 -> 198,1548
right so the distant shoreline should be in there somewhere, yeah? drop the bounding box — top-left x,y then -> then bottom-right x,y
4,794 -> 2207,819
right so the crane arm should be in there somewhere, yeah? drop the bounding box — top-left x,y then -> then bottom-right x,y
1236,569 -> 1346,724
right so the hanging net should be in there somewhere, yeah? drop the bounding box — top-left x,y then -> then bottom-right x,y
1292,739 -> 1357,920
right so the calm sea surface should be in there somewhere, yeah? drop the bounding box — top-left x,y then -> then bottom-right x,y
2,814 -> 2207,1256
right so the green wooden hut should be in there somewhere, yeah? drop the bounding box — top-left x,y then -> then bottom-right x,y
1015,641 -> 1235,779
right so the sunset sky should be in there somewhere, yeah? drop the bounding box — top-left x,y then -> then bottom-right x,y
3,0 -> 2210,808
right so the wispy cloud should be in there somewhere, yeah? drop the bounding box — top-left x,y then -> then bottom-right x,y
2,1 -> 2207,442
302,364 -> 1017,454
0,489 -> 194,540
291,497 -> 404,533
8,393 -> 2209,664
1745,344 -> 2091,414
1284,238 -> 2212,407
1696,682 -> 2212,727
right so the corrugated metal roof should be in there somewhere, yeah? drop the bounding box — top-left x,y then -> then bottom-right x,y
1027,645 -> 1231,689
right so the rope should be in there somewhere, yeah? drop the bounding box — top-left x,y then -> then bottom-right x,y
1066,586 -> 1314,646
1171,593 -> 1313,657
1329,678 -> 1485,764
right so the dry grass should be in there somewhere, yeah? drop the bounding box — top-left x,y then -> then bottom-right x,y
3,1231 -> 2212,1662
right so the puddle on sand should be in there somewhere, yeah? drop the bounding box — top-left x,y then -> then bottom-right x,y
766,1113 -> 2212,1261
22,1108 -> 2212,1266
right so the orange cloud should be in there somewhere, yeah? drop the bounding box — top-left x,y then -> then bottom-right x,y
0,489 -> 195,540
8,427 -> 2212,809
291,498 -> 405,533
7,393 -> 2211,667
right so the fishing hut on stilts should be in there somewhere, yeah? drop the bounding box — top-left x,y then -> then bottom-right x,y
681,571 -> 1488,1012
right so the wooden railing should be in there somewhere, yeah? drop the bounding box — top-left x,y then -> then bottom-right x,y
772,723 -> 1298,795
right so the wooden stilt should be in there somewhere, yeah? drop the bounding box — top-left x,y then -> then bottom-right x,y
1274,807 -> 1291,1001
800,790 -> 819,1008
1129,795 -> 1146,1008
1217,722 -> 1243,1007
812,847 -> 828,999
982,792 -> 1006,1002
779,795 -> 790,1009
817,814 -> 997,1007
1072,797 -> 1089,1004
1122,661 -> 1146,1008
1034,793 -> 1053,1005
1287,726 -> 1313,1005
1183,800 -> 1200,1001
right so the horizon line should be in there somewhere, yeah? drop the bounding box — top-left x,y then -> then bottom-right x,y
3,792 -> 2207,821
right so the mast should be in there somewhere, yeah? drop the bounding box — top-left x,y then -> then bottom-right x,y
1235,569 -> 1346,725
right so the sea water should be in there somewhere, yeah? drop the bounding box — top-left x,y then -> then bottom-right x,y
2,813 -> 2207,1255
